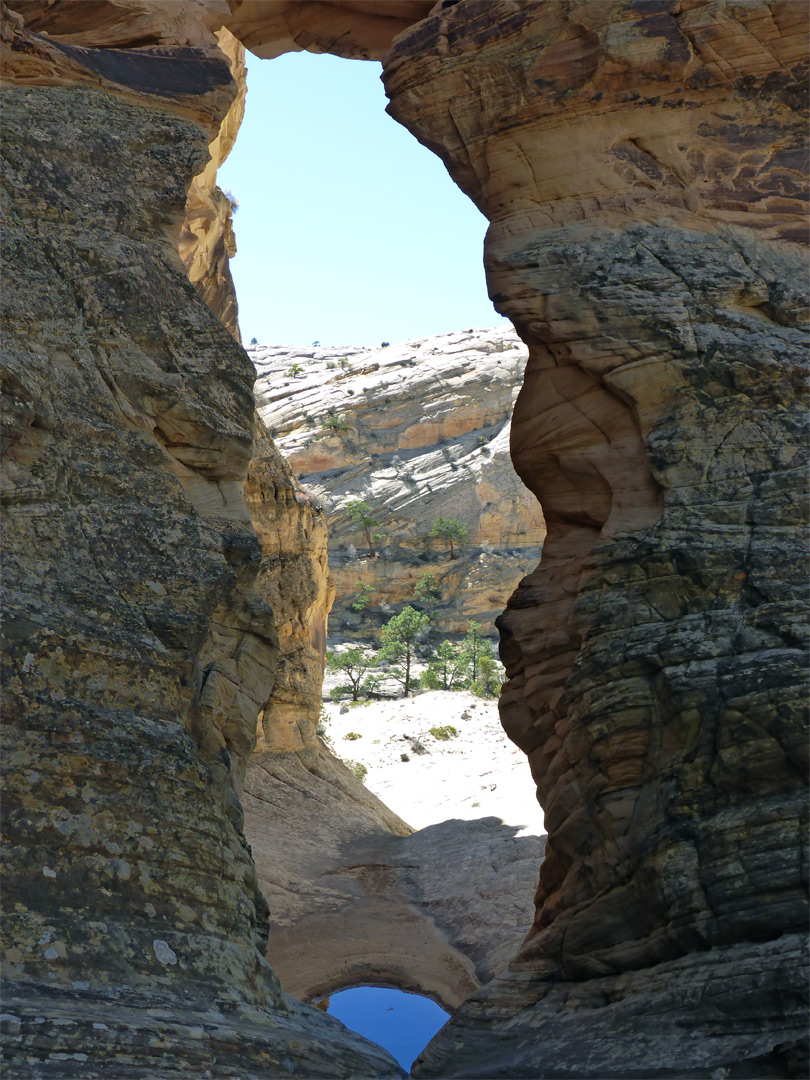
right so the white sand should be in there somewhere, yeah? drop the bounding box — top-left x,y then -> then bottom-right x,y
321,690 -> 545,837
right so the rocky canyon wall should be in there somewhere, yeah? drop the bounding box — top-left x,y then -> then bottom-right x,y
251,326 -> 545,641
2,1 -> 807,1078
382,2 -> 809,1076
0,5 -> 423,1076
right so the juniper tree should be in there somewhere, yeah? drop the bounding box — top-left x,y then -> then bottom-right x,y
327,647 -> 377,703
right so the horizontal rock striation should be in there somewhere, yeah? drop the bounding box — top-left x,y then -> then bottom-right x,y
383,1 -> 809,1076
0,9 -> 412,1076
252,326 -> 545,639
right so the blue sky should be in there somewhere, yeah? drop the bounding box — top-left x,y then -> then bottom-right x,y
326,986 -> 448,1071
217,51 -> 509,347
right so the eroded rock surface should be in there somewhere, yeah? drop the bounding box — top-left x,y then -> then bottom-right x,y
0,11 -> 405,1077
252,326 -> 545,639
382,2 -> 809,1075
245,423 -> 335,755
179,26 -> 246,341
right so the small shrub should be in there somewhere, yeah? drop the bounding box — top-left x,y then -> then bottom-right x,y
338,357 -> 351,370
471,800 -> 480,807
381,341 -> 390,347
429,725 -> 458,741
350,582 -> 373,614
400,753 -> 410,762
316,707 -> 330,741
326,361 -> 336,369
345,759 -> 367,781
323,415 -> 348,433
345,732 -> 362,741
250,337 -> 258,346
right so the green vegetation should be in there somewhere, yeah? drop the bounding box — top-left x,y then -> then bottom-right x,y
461,621 -> 487,683
249,337 -> 258,346
422,639 -> 468,691
471,650 -> 503,699
345,760 -> 367,782
286,363 -> 304,378
349,582 -> 373,614
430,516 -> 468,560
327,647 -> 377,702
316,706 -> 330,740
323,414 -> 348,433
378,606 -> 430,698
345,732 -> 362,741
413,572 -> 441,619
338,357 -> 351,370
346,500 -> 380,557
429,725 -> 458,741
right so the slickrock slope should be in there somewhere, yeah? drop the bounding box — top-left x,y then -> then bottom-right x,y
252,326 -> 545,639
382,3 -> 809,1077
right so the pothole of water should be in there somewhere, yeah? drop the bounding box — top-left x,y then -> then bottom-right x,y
321,986 -> 450,1072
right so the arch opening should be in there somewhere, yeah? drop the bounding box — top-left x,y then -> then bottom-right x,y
213,29 -> 548,1020
318,985 -> 450,1073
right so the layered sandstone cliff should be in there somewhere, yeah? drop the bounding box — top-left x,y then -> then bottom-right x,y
178,26 -> 246,341
252,326 -> 545,639
0,7 -> 416,1076
382,2 -> 809,1076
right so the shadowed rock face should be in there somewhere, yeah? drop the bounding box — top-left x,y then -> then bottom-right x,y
382,1 -> 808,1075
0,9 -> 407,1078
2,0 -> 808,1077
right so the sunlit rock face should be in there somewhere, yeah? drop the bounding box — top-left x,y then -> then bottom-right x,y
252,326 -> 545,640
384,2 -> 809,1076
0,7 -> 410,1076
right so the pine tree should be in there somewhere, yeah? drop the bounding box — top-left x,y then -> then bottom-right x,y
379,606 -> 430,697
346,501 -> 380,557
430,516 -> 468,559
413,573 -> 441,619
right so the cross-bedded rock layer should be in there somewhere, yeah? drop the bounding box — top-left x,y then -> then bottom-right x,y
252,326 -> 545,640
2,1 -> 807,1077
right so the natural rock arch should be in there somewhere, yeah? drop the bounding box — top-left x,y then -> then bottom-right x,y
2,2 -> 807,1077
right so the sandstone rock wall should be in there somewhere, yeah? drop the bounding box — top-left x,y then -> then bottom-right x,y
0,8 -> 411,1076
245,422 -> 335,755
178,26 -> 246,341
382,2 -> 809,1075
252,326 -> 545,640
